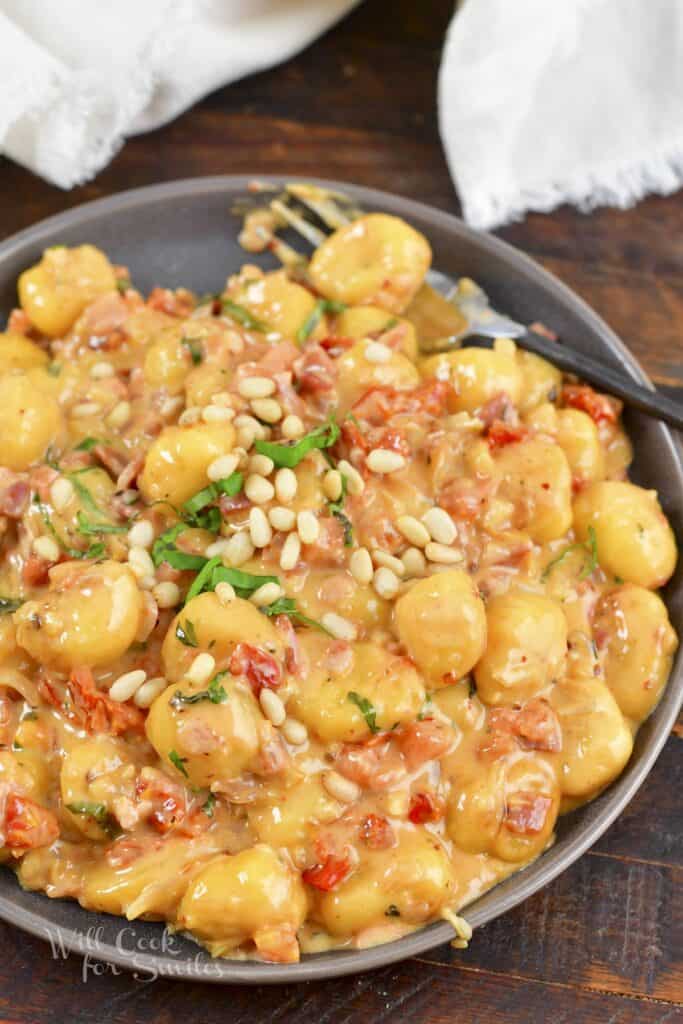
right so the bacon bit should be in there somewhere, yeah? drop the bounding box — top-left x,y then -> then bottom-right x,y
439,477 -> 494,521
106,836 -> 161,869
136,768 -> 187,834
28,464 -> 59,503
335,735 -> 405,791
230,644 -> 282,696
477,728 -> 518,763
319,336 -> 355,358
301,515 -> 346,567
255,341 -> 300,376
256,720 -> 289,777
79,293 -> 129,338
0,471 -> 30,518
7,309 -> 32,336
274,614 -> 301,675
352,380 -> 451,427
93,444 -> 128,480
22,554 -> 54,587
408,791 -> 445,825
504,792 -> 553,834
490,699 -> 562,753
397,718 -> 455,769
358,813 -> 396,849
478,391 -> 515,428
562,385 -> 619,424
487,420 -> 529,450
116,454 -> 145,492
4,793 -> 59,854
302,853 -> 352,892
146,287 -> 194,318
68,667 -> 146,736
218,491 -> 251,516
375,427 -> 411,459
294,344 -> 338,393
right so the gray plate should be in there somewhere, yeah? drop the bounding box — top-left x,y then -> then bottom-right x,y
0,177 -> 680,985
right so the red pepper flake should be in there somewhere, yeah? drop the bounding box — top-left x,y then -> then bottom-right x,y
302,853 -> 352,892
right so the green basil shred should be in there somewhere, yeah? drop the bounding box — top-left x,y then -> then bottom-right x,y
169,750 -> 189,777
221,298 -> 267,332
176,619 -> 199,647
347,691 -> 379,733
254,415 -> 340,469
296,299 -> 347,344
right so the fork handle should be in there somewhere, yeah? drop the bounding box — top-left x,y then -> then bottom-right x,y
465,330 -> 683,432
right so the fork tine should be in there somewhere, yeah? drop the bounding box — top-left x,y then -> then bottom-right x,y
270,199 -> 327,247
286,185 -> 352,230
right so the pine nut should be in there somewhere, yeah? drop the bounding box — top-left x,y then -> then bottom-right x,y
372,549 -> 405,576
32,536 -> 60,563
425,542 -> 463,564
249,453 -> 274,476
50,477 -> 74,511
109,669 -> 147,703
281,718 -> 308,745
152,581 -> 180,609
350,547 -> 373,584
206,538 -> 232,558
128,546 -> 155,579
250,397 -> 282,423
364,341 -> 392,364
234,413 -> 268,440
249,507 -> 272,548
275,467 -> 297,504
281,414 -> 305,439
138,575 -> 156,591
321,612 -> 357,641
127,520 -> 154,549
396,515 -> 430,548
297,510 -> 320,545
323,770 -> 360,804
323,469 -> 343,502
207,453 -> 239,481
366,449 -> 406,474
186,653 -> 216,687
160,396 -> 184,419
280,532 -> 301,571
373,566 -> 400,599
107,400 -> 132,429
422,507 -> 457,545
269,506 -> 296,532
237,425 -> 256,450
222,530 -> 254,566
337,460 -> 365,495
134,676 -> 167,708
245,473 -> 275,505
259,688 -> 286,726
209,391 -> 235,408
202,404 -> 234,423
249,581 -> 282,606
238,376 -> 276,400
72,402 -> 101,417
215,581 -> 236,605
402,547 -> 427,577
90,361 -> 115,379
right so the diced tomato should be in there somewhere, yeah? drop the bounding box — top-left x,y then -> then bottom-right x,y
397,718 -> 455,769
319,336 -> 355,358
486,420 -> 529,450
408,791 -> 445,825
352,380 -> 451,427
358,814 -> 395,850
562,385 -> 619,424
68,667 -> 146,736
4,793 -> 59,853
504,792 -> 553,834
302,853 -> 352,892
489,699 -> 562,753
230,644 -> 282,696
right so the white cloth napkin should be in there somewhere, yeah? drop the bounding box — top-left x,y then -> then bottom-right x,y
0,0 -> 360,189
439,0 -> 683,229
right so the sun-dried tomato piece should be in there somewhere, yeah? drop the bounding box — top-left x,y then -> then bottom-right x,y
302,853 -> 352,892
487,420 -> 529,450
68,667 -> 145,736
504,792 -> 553,834
230,643 -> 282,696
397,718 -> 455,770
408,791 -> 445,825
562,385 -> 619,424
358,813 -> 395,850
4,793 -> 59,853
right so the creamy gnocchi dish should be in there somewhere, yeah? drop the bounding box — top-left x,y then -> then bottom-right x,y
0,210 -> 677,964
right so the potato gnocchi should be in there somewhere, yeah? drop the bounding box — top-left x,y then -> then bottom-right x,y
0,207 -> 676,965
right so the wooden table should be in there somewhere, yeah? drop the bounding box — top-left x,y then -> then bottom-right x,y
0,2 -> 681,1021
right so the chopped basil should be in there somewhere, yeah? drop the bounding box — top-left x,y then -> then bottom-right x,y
221,298 -> 267,332
169,750 -> 189,777
76,511 -> 127,536
171,673 -> 229,708
176,619 -> 199,647
75,437 -> 101,452
331,509 -> 353,547
260,596 -> 329,633
33,496 -> 105,561
66,801 -> 121,838
183,473 -> 243,522
347,691 -> 379,733
115,278 -> 131,294
381,318 -> 399,333
202,792 -> 216,818
254,415 -> 340,469
46,363 -> 62,377
296,299 -> 347,344
181,337 -> 203,365
185,556 -> 278,605
152,523 -> 206,571
0,597 -> 22,614
541,525 -> 599,582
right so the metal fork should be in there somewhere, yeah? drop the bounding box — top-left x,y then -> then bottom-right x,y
248,183 -> 683,431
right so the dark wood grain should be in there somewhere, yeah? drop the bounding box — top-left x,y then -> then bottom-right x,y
0,0 -> 681,1020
